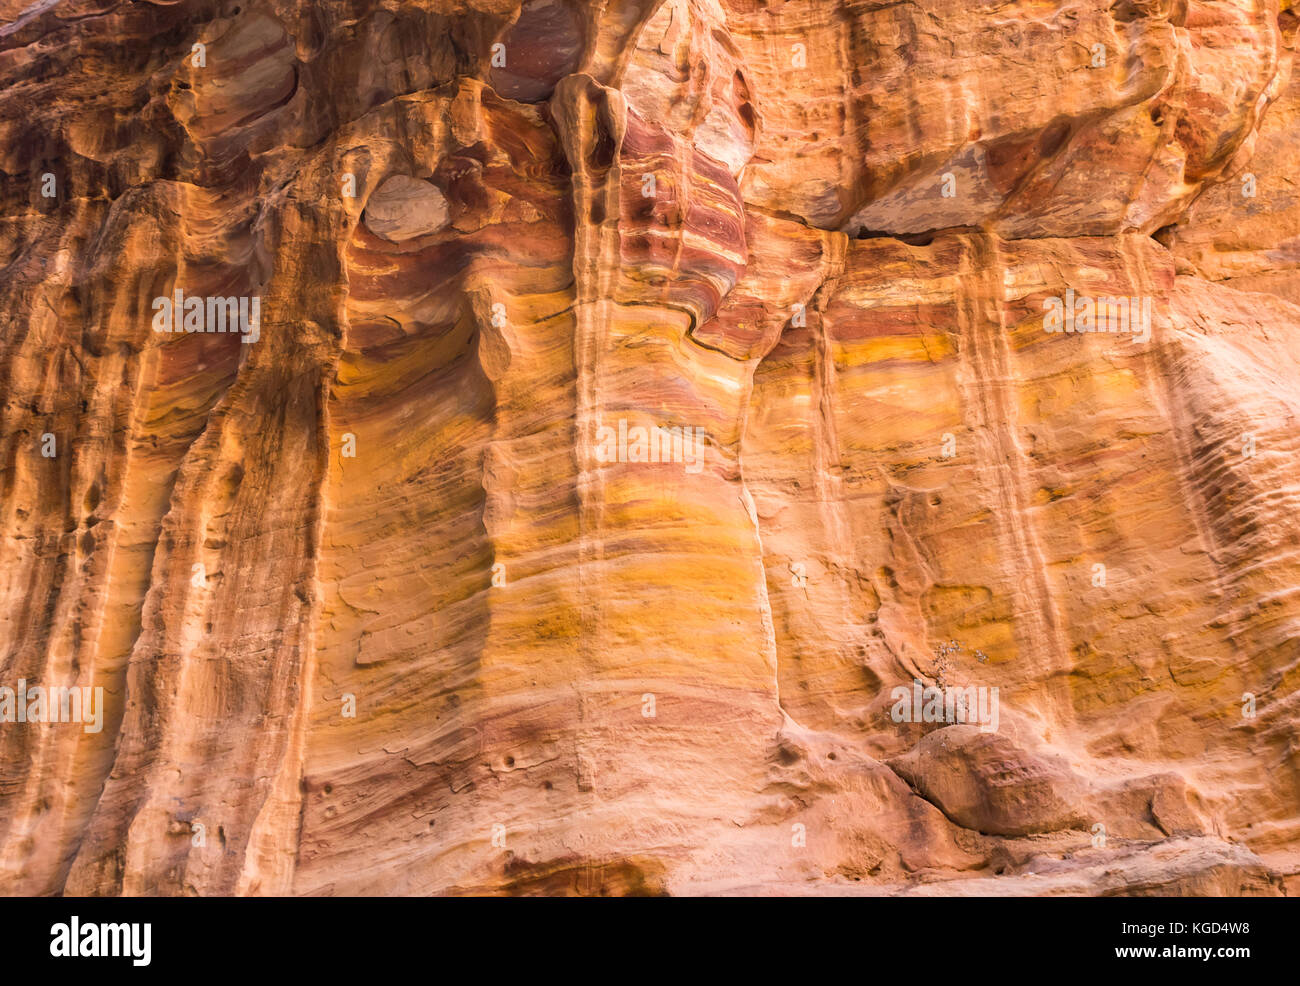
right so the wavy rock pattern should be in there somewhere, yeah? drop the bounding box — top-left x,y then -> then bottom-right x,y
0,0 -> 1297,896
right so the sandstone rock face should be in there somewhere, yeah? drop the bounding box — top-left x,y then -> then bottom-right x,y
363,175 -> 450,242
0,0 -> 1297,897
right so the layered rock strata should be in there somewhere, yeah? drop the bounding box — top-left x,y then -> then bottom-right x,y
0,0 -> 1297,896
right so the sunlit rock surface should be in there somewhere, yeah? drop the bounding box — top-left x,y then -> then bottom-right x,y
0,0 -> 1297,897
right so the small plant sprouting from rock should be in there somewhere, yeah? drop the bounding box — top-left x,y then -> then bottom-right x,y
932,639 -> 960,689
931,639 -> 989,685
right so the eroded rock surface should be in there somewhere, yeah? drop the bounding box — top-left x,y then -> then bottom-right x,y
0,0 -> 1297,896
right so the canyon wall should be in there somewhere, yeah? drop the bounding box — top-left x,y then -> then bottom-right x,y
0,0 -> 1297,895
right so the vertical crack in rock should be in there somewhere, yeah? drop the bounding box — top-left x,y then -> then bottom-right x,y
952,233 -> 1072,722
552,72 -> 627,803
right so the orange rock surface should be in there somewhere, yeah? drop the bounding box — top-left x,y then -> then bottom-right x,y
0,0 -> 1297,896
